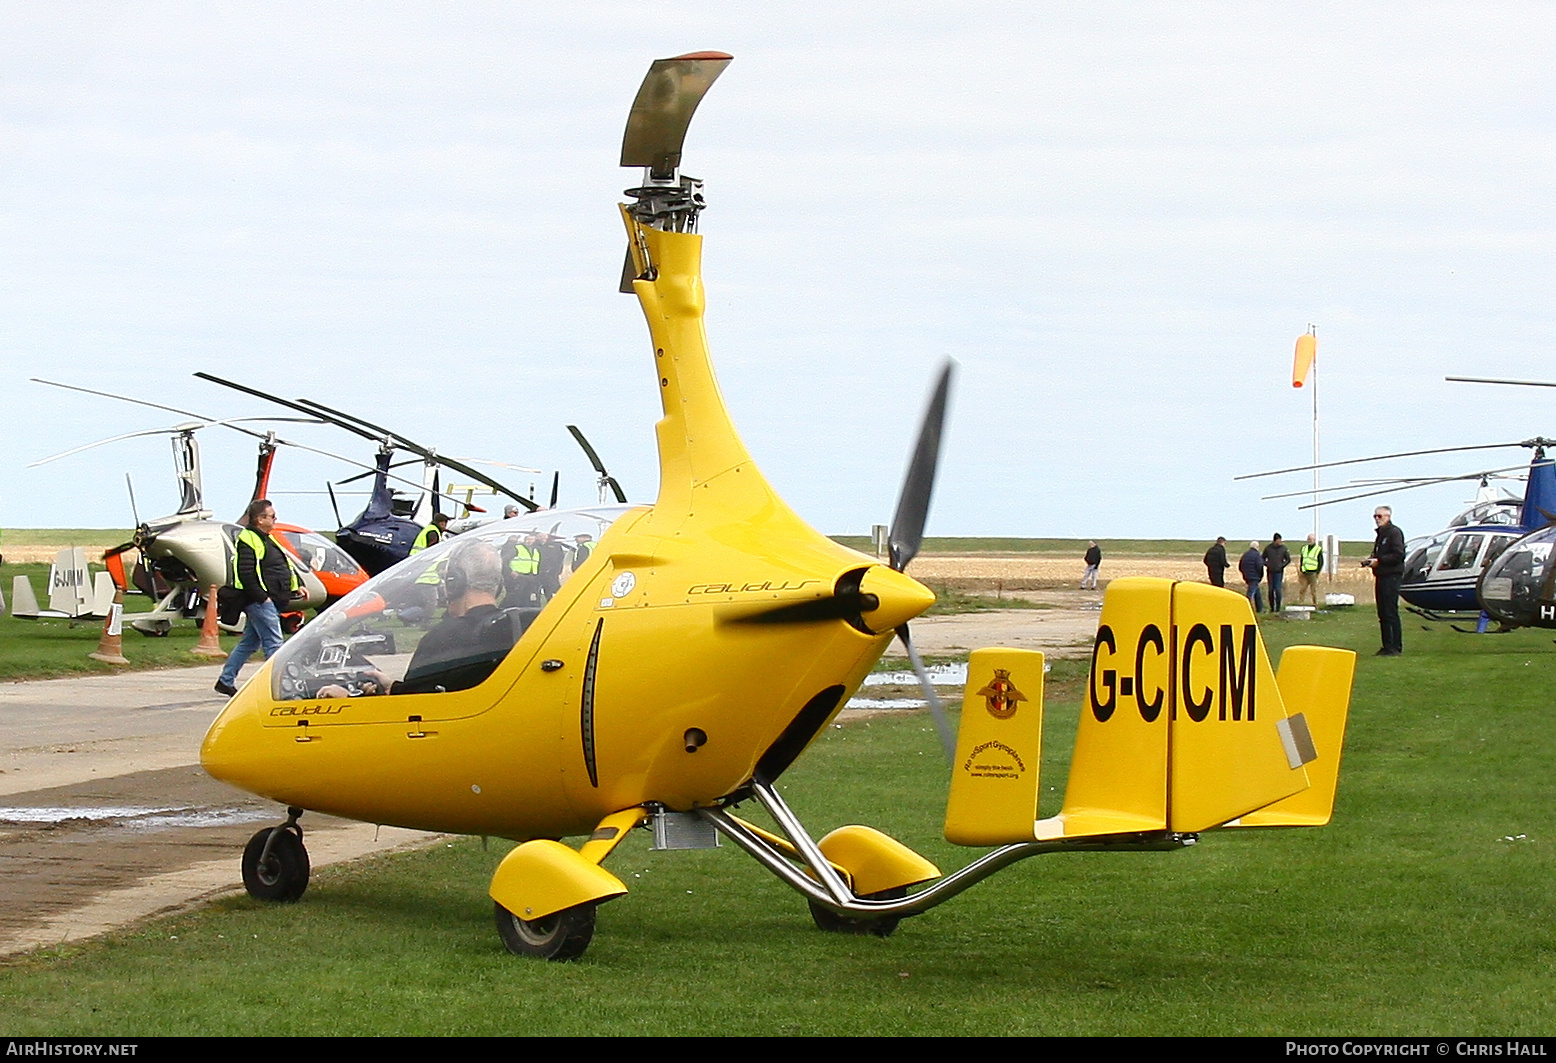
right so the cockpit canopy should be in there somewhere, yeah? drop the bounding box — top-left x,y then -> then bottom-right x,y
269,506 -> 630,701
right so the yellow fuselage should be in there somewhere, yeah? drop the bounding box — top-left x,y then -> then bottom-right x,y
201,223 -> 935,839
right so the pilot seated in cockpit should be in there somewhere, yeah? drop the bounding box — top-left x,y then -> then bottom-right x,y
319,541 -> 516,697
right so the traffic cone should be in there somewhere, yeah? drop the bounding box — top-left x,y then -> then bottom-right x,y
88,589 -> 130,665
191,585 -> 227,658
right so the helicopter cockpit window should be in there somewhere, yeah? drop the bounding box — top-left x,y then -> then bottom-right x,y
268,506 -> 629,701
1403,533 -> 1449,583
1437,533 -> 1484,572
1480,527 -> 1555,605
279,530 -> 360,577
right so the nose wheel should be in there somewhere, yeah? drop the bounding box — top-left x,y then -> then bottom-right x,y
242,807 -> 310,902
494,901 -> 597,960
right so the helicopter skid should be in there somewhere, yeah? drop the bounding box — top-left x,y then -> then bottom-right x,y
700,780 -> 1190,923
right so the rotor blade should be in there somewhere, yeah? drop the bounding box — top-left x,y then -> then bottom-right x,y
603,477 -> 628,504
195,372 -> 383,444
620,52 -> 733,178
1237,442 -> 1532,481
32,378 -> 212,421
446,456 -> 545,475
30,427 -> 185,468
888,361 -> 955,573
296,397 -> 534,508
896,625 -> 955,763
1259,469 -> 1539,501
296,397 -> 430,454
1447,376 -> 1556,389
1297,461 -> 1552,509
566,425 -> 610,476
549,471 -> 559,510
336,458 -> 420,486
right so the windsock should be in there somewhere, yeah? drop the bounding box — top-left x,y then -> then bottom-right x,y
1292,333 -> 1317,388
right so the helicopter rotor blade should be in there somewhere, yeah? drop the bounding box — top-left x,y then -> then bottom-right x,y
335,458 -> 421,486
549,471 -> 560,510
1297,460 -> 1554,510
567,425 -> 628,503
295,397 -> 534,509
195,373 -> 384,445
1237,442 -> 1537,482
888,361 -> 955,573
1447,376 -> 1556,389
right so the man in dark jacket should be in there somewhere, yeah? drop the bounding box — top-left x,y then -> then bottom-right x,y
1240,541 -> 1266,612
1365,506 -> 1406,656
1081,541 -> 1102,590
1263,534 -> 1292,613
1204,537 -> 1230,587
216,499 -> 299,696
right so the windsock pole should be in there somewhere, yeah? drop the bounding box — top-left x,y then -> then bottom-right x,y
88,589 -> 129,665
191,585 -> 226,658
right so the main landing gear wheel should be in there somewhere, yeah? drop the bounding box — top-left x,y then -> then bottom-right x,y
808,887 -> 907,938
242,816 -> 310,902
494,901 -> 596,961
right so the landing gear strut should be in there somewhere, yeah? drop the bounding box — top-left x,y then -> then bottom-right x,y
242,806 -> 310,902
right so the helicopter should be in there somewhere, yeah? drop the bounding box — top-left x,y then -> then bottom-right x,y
28,402 -> 331,636
1242,437 -> 1556,620
27,379 -> 477,633
1438,376 -> 1556,631
201,52 -> 1356,961
193,373 -> 540,576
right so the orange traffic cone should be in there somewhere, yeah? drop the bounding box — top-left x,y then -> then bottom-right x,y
191,584 -> 227,658
89,589 -> 130,665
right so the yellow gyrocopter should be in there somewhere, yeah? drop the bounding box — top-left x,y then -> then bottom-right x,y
202,53 -> 1357,960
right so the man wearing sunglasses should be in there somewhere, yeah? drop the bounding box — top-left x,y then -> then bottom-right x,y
1364,507 -> 1405,656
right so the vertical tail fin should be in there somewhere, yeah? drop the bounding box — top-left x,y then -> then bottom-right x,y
944,648 -> 1045,846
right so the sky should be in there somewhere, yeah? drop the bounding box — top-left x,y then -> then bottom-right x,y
3,2 -> 1556,544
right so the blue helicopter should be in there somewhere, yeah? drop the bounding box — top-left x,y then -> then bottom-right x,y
1243,436 -> 1556,619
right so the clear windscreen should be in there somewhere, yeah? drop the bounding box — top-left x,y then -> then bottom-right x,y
269,506 -> 629,700
1479,525 -> 1556,607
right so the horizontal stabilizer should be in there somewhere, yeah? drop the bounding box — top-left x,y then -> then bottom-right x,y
944,648 -> 1045,846
1035,577 -> 1333,841
1232,646 -> 1356,827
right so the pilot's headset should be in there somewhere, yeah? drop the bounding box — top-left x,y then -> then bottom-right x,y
443,541 -> 503,600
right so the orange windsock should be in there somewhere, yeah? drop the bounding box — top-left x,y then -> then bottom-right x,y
1292,333 -> 1317,388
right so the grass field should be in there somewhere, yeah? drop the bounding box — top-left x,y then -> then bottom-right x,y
0,562 -> 239,680
1,607 -> 1552,1035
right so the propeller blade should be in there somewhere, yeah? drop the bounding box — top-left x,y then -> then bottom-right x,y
896,624 -> 955,763
620,52 -> 733,179
889,361 -> 955,573
125,474 -> 141,528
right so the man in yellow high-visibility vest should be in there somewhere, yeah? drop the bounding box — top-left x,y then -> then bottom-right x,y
216,499 -> 300,697
1297,533 -> 1325,607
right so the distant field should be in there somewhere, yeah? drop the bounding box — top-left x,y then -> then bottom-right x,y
831,535 -> 1373,557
